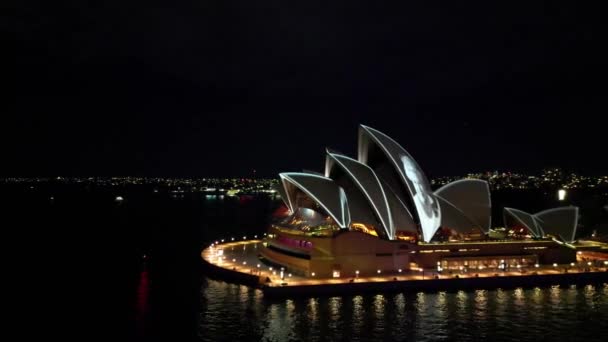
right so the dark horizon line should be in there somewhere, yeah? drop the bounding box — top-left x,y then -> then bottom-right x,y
2,170 -> 607,181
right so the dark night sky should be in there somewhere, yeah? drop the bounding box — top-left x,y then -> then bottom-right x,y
7,2 -> 606,177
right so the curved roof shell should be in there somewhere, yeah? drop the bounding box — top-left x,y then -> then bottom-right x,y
436,196 -> 483,234
503,207 -> 543,237
535,207 -> 579,243
279,173 -> 351,229
379,179 -> 418,234
435,179 -> 492,232
358,125 -> 441,242
503,206 -> 579,242
325,152 -> 394,239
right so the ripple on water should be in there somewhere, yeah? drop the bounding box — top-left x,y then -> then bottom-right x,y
199,279 -> 608,342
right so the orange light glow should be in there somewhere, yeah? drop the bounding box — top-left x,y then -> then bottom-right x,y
351,223 -> 378,236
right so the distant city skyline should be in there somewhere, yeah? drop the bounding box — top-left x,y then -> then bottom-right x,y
3,168 -> 607,193
2,167 -> 608,179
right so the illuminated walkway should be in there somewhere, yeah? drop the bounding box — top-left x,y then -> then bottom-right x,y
201,240 -> 608,288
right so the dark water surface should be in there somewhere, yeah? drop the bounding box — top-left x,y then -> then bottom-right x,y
3,184 -> 607,341
200,280 -> 608,342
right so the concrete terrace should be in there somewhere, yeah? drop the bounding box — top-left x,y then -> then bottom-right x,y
201,240 -> 608,294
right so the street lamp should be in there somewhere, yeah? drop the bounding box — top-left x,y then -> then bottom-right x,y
311,272 -> 316,277
420,268 -> 424,279
280,267 -> 285,280
558,189 -> 567,201
355,270 -> 360,278
377,269 -> 381,274
398,269 -> 402,273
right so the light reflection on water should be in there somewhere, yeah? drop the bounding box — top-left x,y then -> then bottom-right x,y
327,296 -> 343,337
371,294 -> 386,340
199,280 -> 608,342
135,269 -> 150,338
513,287 -> 525,308
351,295 -> 364,338
584,284 -> 597,309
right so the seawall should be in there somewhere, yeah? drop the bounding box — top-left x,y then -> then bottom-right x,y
262,271 -> 608,297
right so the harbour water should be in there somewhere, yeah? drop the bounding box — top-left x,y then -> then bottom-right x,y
199,279 -> 608,342
2,183 -> 606,341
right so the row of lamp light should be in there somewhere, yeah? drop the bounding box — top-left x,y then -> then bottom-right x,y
208,232 -> 268,248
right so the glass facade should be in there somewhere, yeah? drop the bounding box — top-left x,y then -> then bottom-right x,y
440,255 -> 538,271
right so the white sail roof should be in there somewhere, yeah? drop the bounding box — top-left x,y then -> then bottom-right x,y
325,152 -> 394,239
279,172 -> 351,229
435,179 -> 492,232
358,125 -> 441,242
535,207 -> 579,243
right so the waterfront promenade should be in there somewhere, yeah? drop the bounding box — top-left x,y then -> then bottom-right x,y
202,240 -> 608,294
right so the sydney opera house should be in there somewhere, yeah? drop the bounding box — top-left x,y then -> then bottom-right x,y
260,125 -> 579,278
